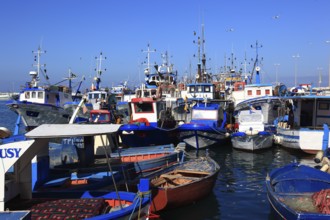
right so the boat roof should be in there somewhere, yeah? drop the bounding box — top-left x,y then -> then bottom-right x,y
25,124 -> 121,138
186,83 -> 214,86
280,95 -> 330,100
245,83 -> 273,87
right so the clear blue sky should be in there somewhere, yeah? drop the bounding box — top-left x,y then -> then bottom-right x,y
1,0 -> 330,92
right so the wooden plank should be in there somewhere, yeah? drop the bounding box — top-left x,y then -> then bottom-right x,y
175,169 -> 210,175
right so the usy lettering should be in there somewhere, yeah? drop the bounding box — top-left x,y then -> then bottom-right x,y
0,148 -> 22,158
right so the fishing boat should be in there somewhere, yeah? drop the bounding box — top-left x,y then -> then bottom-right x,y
178,98 -> 230,150
148,155 -> 220,212
231,109 -> 274,151
6,47 -> 75,130
0,124 -> 151,219
176,24 -> 231,150
118,96 -> 179,147
85,52 -> 111,111
266,162 -> 330,219
274,95 -> 330,154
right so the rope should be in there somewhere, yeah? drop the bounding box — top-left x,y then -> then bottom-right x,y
128,190 -> 152,220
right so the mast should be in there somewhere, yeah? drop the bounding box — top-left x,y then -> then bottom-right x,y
94,52 -> 107,90
142,43 -> 156,76
193,24 -> 209,83
250,41 -> 263,84
30,46 -> 47,87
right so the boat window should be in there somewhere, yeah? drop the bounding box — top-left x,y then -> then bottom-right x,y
135,103 -> 153,113
256,90 -> 261,95
32,91 -> 36,98
190,86 -> 195,92
192,109 -> 217,120
204,86 -> 210,92
247,90 -> 252,95
49,141 -> 79,168
38,92 -> 43,99
265,89 -> 270,95
197,86 -> 203,92
101,94 -> 106,99
91,113 -> 109,122
319,102 -> 330,110
25,92 -> 30,98
94,94 -> 100,99
239,113 -> 263,124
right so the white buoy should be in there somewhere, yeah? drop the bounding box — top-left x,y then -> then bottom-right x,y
321,164 -> 329,172
0,127 -> 12,139
314,151 -> 324,163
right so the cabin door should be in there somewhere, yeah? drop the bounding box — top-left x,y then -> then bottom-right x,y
300,100 -> 314,127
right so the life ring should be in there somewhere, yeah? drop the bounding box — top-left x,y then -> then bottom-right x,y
130,117 -> 150,126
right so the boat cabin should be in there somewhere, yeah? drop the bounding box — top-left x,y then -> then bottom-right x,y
182,83 -> 218,100
278,96 -> 330,129
86,90 -> 108,110
231,83 -> 273,106
190,103 -> 226,128
130,97 -> 161,124
19,85 -> 72,107
90,109 -> 111,123
236,110 -> 264,132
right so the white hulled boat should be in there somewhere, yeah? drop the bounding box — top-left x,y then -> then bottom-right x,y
7,47 -> 74,130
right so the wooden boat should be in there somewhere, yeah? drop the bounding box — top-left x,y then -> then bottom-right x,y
266,162 -> 330,219
149,155 -> 220,212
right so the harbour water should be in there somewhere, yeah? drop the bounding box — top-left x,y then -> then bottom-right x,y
0,100 -> 316,219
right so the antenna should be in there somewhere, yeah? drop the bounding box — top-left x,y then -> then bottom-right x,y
142,43 -> 156,76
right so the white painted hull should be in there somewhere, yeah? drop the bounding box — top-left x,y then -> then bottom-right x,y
231,134 -> 273,151
7,102 -> 70,128
274,127 -> 328,154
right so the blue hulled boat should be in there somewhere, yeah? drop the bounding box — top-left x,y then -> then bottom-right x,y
266,162 -> 330,219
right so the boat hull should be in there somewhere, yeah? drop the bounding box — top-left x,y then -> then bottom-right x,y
179,126 -> 229,149
7,101 -> 70,128
266,163 -> 330,219
231,132 -> 273,151
150,157 -> 220,212
274,127 -> 328,154
118,124 -> 180,147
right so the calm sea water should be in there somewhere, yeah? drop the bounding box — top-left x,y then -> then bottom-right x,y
0,100 -> 315,219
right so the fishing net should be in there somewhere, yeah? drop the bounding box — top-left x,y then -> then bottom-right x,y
312,189 -> 330,214
281,189 -> 330,214
280,195 -> 319,213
